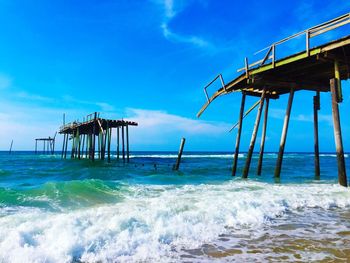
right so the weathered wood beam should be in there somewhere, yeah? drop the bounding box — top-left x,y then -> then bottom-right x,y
242,89 -> 266,178
126,125 -> 130,163
257,97 -> 269,175
232,92 -> 246,176
313,92 -> 320,179
330,78 -> 347,187
174,138 -> 186,170
274,88 -> 295,178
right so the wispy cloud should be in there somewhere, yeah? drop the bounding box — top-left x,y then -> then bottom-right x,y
62,95 -> 115,112
15,91 -> 55,102
154,0 -> 214,50
269,108 -> 333,125
161,23 -> 211,48
127,108 -> 230,134
123,108 -> 231,148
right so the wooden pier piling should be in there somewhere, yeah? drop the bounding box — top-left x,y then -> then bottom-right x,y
107,128 -> 111,163
257,97 -> 269,175
9,140 -> 13,154
313,92 -> 320,178
64,134 -> 68,159
242,89 -> 266,178
330,78 -> 347,187
61,134 -> 66,158
122,124 -> 125,162
117,127 -> 120,160
92,112 -> 97,161
174,138 -> 186,170
274,88 -> 294,178
126,125 -> 130,162
232,93 -> 246,176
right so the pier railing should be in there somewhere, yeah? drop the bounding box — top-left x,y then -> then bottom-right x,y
237,12 -> 350,73
201,12 -> 350,103
59,112 -> 100,131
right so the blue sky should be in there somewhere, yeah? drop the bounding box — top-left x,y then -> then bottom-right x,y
0,0 -> 349,151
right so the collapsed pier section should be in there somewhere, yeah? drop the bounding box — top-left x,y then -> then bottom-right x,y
59,112 -> 138,162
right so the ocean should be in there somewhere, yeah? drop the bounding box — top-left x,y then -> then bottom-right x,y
0,151 -> 350,262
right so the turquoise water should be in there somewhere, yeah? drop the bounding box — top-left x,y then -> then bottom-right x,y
1,151 -> 350,262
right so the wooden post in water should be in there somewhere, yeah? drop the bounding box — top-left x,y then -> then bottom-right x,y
122,124 -> 125,162
35,139 -> 38,155
330,78 -> 347,187
117,126 -> 120,160
242,89 -> 266,178
103,126 -> 108,161
77,129 -> 81,159
92,112 -> 97,161
232,93 -> 246,176
257,97 -> 269,175
52,133 -> 56,154
61,135 -> 65,158
313,91 -> 320,179
64,134 -> 68,159
9,140 -> 13,154
71,130 -> 76,159
81,134 -> 85,159
98,132 -> 101,160
126,124 -> 130,163
274,88 -> 295,178
174,138 -> 186,170
107,128 -> 111,163
87,134 -> 91,159
43,140 -> 46,154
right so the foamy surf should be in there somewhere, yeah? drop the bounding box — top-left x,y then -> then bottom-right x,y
1,181 -> 349,263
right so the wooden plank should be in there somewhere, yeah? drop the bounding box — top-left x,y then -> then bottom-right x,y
229,99 -> 260,132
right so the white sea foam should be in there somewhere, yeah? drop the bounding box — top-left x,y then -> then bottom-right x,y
0,182 -> 349,262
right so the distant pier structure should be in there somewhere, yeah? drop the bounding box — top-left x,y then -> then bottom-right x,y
35,133 -> 57,154
59,112 -> 138,162
198,13 -> 350,186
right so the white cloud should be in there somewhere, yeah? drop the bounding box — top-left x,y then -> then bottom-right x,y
120,108 -> 232,149
269,108 -> 333,126
126,108 -> 229,134
15,91 -> 55,102
161,23 -> 211,48
60,95 -> 115,112
154,0 -> 213,50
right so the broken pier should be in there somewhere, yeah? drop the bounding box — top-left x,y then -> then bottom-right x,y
59,112 -> 138,162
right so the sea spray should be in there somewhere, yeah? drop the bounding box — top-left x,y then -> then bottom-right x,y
1,181 -> 350,262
